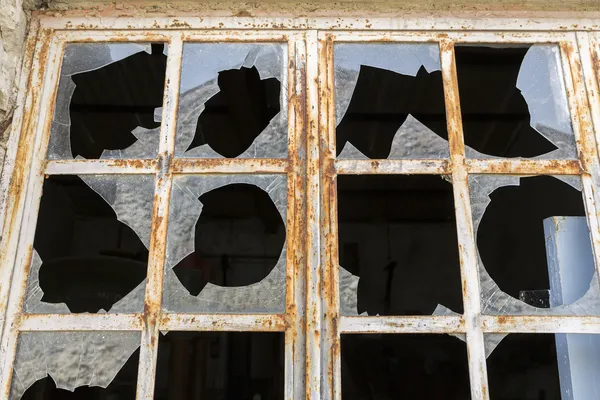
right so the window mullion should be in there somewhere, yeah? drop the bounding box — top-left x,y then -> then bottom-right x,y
134,33 -> 182,400
440,40 -> 490,400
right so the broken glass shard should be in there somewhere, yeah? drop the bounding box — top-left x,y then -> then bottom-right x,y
456,45 -> 576,159
470,174 -> 600,315
337,175 -> 462,316
47,43 -> 167,160
10,331 -> 140,400
25,174 -> 154,314
164,174 -> 287,313
335,43 -> 449,159
175,43 -> 288,159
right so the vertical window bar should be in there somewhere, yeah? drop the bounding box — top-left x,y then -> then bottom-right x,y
440,40 -> 490,400
317,32 -> 340,400
134,33 -> 183,400
559,35 -> 600,294
305,29 -> 322,400
0,32 -> 64,396
287,31 -> 308,400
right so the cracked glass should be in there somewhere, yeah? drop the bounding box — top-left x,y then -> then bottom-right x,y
10,331 -> 140,400
469,174 -> 600,315
24,174 -> 154,314
47,43 -> 168,160
174,43 -> 288,159
456,44 -> 577,159
334,43 -> 450,160
163,174 -> 287,313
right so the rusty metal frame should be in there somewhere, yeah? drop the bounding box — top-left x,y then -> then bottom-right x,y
0,12 -> 600,400
318,29 -> 600,400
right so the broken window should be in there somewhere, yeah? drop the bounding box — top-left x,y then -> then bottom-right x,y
337,174 -> 463,316
175,44 -> 287,159
4,21 -> 600,400
456,45 -> 576,159
164,174 -> 287,313
335,44 -> 449,159
341,334 -> 470,399
47,43 -> 167,160
25,174 -> 155,314
154,331 -> 284,399
470,174 -> 600,315
10,331 -> 141,399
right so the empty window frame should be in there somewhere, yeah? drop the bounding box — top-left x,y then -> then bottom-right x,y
0,16 -> 599,400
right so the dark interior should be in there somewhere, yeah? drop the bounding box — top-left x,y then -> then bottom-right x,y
337,174 -> 463,316
186,66 -> 281,157
487,334 -> 562,400
33,175 -> 149,313
173,183 -> 286,296
154,332 -> 284,400
477,176 -> 585,302
69,43 -> 167,159
341,334 -> 470,399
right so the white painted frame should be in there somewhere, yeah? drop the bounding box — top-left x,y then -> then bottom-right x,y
0,14 -> 599,400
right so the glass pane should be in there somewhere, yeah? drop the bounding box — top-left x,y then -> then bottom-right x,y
25,174 -> 154,314
163,175 -> 287,313
456,44 -> 576,159
486,333 -> 600,399
47,43 -> 167,160
11,331 -> 140,399
334,43 -> 449,159
154,332 -> 284,400
337,175 -> 463,316
175,43 -> 288,159
469,174 -> 600,315
341,334 -> 470,399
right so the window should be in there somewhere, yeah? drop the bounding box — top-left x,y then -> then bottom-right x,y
0,15 -> 600,400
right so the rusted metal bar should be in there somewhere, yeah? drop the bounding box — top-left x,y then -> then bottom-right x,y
172,158 -> 289,174
335,159 -> 449,175
465,159 -> 582,175
0,31 -> 64,397
285,31 -> 308,400
441,39 -> 490,400
305,30 -> 322,400
134,33 -> 182,400
340,316 -> 466,334
160,314 -> 287,331
45,159 -> 159,174
482,315 -> 600,333
36,14 -> 600,32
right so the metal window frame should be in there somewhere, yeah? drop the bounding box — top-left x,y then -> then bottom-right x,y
0,13 -> 599,400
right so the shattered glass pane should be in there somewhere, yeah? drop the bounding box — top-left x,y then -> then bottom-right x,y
25,174 -> 154,314
470,174 -> 600,315
10,331 -> 140,400
337,175 -> 463,316
456,45 -> 577,159
334,44 -> 449,159
47,43 -> 167,160
163,174 -> 287,313
154,331 -> 284,399
175,44 -> 288,159
341,334 -> 470,399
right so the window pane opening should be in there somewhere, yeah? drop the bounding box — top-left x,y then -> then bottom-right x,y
455,45 -> 576,159
337,174 -> 463,316
341,334 -> 470,399
154,331 -> 284,400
